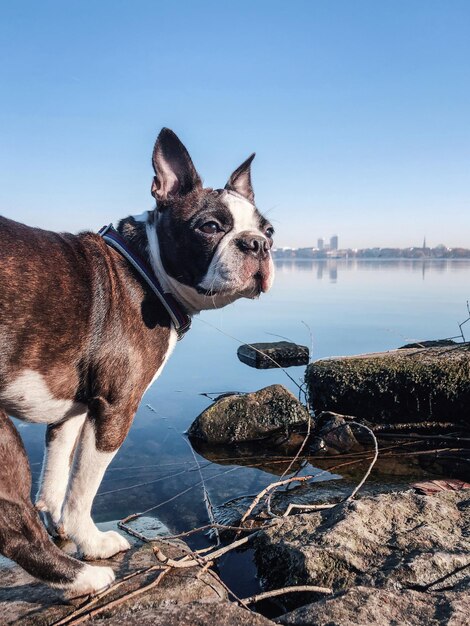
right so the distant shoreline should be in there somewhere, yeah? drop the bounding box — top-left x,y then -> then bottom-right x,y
273,256 -> 470,261
273,247 -> 470,260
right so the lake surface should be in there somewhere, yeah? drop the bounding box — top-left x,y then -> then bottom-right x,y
17,258 -> 470,593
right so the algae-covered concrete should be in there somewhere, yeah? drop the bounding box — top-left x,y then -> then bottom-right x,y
305,344 -> 470,425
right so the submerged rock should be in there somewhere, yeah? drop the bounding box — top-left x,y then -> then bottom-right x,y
309,411 -> 362,454
189,438 -> 308,475
255,489 -> 470,595
237,342 -> 309,369
305,344 -> 470,424
188,384 -> 310,444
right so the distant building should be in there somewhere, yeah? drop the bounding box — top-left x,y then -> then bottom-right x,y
317,237 -> 324,250
330,235 -> 338,250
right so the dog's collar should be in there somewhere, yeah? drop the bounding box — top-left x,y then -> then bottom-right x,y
98,224 -> 191,340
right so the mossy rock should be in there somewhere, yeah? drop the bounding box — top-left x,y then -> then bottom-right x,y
188,384 -> 309,444
305,344 -> 470,425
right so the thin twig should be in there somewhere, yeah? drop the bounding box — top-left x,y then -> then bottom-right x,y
119,465 -> 242,524
152,539 -> 252,611
97,467 -> 190,497
282,502 -> 336,516
243,584 -> 332,604
238,474 -> 317,531
265,416 -> 313,516
244,423 -> 378,523
154,533 -> 254,568
118,520 -> 251,543
54,548 -> 202,626
164,523 -> 257,540
411,561 -> 470,592
195,317 -> 302,391
342,422 -> 378,501
301,319 -> 314,361
52,566 -> 161,625
181,434 -> 220,545
376,432 -> 470,444
458,300 -> 470,342
53,567 -> 171,626
265,331 -> 298,344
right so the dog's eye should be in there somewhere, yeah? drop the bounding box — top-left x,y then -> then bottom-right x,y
199,221 -> 222,234
265,227 -> 274,238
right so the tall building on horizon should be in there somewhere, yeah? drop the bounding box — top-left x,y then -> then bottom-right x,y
317,237 -> 324,250
330,234 -> 338,250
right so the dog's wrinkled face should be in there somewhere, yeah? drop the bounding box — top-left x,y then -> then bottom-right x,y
147,129 -> 274,312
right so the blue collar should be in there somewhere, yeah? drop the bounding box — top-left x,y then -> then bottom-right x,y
98,224 -> 191,340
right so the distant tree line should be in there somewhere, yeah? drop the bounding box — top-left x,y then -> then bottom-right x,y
273,246 -> 470,259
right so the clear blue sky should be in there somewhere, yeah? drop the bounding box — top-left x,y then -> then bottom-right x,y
1,1 -> 469,249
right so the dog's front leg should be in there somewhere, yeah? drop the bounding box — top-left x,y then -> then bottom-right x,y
36,413 -> 86,536
59,403 -> 132,559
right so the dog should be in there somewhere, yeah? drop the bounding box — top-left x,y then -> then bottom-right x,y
0,128 -> 274,596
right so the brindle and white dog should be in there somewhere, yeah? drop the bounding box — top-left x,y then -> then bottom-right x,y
0,128 -> 274,596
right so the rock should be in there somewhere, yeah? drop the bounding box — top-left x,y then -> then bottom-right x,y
254,490 -> 470,596
237,342 -> 309,369
190,438 -> 308,475
191,429 -> 462,481
305,344 -> 470,425
88,601 -> 276,625
188,385 -> 310,444
212,479 -> 423,529
411,478 -> 470,495
0,520 -> 226,625
276,586 -> 470,626
399,339 -> 457,349
309,411 -> 362,454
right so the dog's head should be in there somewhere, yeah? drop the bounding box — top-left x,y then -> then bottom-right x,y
146,128 -> 274,312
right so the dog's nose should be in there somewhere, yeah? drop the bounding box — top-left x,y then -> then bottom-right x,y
237,233 -> 270,258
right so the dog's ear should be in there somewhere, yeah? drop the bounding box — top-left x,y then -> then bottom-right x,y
151,128 -> 202,202
224,153 -> 255,203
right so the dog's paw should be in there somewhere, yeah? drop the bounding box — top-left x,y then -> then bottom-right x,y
35,500 -> 68,539
80,530 -> 131,560
63,564 -> 115,598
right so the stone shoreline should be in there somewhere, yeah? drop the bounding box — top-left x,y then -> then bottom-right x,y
2,488 -> 469,625
2,342 -> 469,625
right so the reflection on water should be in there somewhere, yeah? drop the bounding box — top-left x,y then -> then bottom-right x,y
275,257 -> 469,282
17,259 -> 470,553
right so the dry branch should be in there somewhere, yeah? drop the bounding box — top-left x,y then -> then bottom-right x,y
182,433 -> 220,545
243,584 -> 332,604
265,415 -> 313,516
283,502 -> 335,516
238,474 -> 317,530
154,533 -> 254,568
52,567 -> 171,626
164,522 -> 255,539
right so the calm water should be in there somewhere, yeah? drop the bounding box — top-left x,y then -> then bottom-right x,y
17,258 -> 470,591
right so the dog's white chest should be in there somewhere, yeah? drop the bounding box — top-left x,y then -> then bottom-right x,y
0,369 -> 85,424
